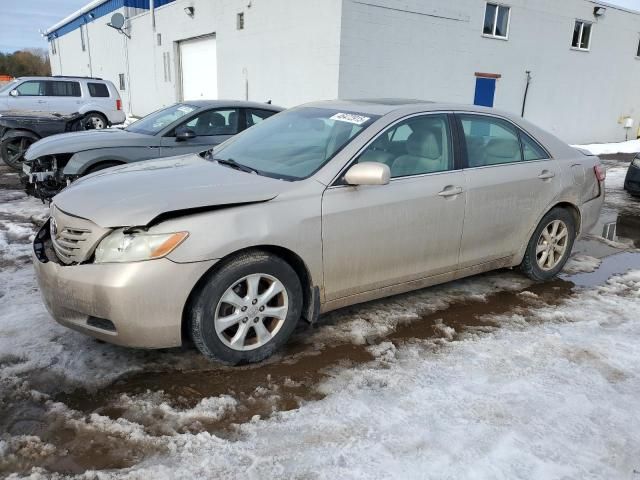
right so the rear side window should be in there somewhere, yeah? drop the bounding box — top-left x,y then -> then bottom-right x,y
88,82 -> 110,97
46,81 -> 81,97
246,109 -> 277,128
16,81 -> 46,96
459,115 -> 523,167
521,132 -> 549,161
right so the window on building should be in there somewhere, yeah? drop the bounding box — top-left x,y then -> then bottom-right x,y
157,33 -> 162,46
50,39 -> 57,55
356,114 -> 453,178
636,36 -> 640,57
237,12 -> 245,30
46,81 -> 81,97
15,81 -> 46,96
572,20 -> 592,50
88,82 -> 110,97
483,3 -> 510,39
80,25 -> 86,52
163,52 -> 172,82
119,73 -> 126,91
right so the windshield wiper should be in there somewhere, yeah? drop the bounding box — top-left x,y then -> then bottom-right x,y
214,158 -> 259,175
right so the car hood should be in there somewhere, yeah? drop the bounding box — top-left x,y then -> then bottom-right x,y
52,154 -> 288,228
25,128 -> 156,160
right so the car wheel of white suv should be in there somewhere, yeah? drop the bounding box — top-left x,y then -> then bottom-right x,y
188,250 -> 303,365
85,112 -> 108,130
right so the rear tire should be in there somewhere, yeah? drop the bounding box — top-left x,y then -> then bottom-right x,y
519,207 -> 576,281
189,251 -> 303,365
85,112 -> 108,130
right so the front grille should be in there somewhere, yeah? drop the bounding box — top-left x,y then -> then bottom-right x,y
50,206 -> 110,264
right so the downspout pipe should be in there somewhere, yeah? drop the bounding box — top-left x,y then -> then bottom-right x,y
521,70 -> 532,117
151,0 -> 155,30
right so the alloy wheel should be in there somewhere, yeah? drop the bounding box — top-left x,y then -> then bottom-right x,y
214,273 -> 289,351
536,219 -> 569,271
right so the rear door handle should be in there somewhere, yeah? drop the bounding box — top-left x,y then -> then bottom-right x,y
538,170 -> 555,180
438,186 -> 464,197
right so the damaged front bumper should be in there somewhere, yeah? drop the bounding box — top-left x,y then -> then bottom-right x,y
32,219 -> 217,349
22,155 -> 73,201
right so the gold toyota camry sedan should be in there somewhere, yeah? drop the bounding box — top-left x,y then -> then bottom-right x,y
32,99 -> 605,364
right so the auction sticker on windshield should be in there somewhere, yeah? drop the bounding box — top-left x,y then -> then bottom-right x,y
330,113 -> 371,125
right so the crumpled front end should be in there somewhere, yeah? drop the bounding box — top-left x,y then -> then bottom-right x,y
22,153 -> 75,201
32,208 -> 217,349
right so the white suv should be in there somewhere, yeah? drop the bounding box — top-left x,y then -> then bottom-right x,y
0,76 -> 125,128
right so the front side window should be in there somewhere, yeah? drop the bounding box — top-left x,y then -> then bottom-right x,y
572,20 -> 592,50
180,108 -> 240,136
460,115 -> 523,167
47,81 -> 81,97
357,114 -> 453,178
214,107 -> 379,180
483,3 -> 510,39
126,104 -> 197,135
15,81 -> 45,96
88,82 -> 109,97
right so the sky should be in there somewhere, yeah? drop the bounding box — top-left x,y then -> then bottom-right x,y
0,0 -> 640,53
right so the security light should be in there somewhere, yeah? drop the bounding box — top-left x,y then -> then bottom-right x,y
593,6 -> 606,17
88,12 -> 95,19
184,6 -> 195,16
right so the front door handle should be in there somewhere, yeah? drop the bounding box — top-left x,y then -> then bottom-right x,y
438,186 -> 464,197
538,170 -> 555,180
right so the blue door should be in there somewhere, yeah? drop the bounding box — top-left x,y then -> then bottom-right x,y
473,77 -> 496,107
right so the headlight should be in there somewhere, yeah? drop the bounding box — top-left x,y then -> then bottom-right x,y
632,157 -> 640,168
94,229 -> 188,264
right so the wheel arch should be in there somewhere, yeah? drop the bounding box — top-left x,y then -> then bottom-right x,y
1,128 -> 41,142
513,200 -> 582,266
181,245 -> 317,344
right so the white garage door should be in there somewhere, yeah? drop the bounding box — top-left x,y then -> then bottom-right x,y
180,36 -> 217,101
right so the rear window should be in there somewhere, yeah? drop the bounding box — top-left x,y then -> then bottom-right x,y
88,82 -> 110,98
47,81 -> 81,97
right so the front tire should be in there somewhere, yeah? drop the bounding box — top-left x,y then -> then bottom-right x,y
189,251 -> 303,365
519,207 -> 576,281
1,135 -> 38,171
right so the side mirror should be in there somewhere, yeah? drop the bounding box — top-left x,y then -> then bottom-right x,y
344,162 -> 390,186
9,89 -> 18,97
175,126 -> 197,141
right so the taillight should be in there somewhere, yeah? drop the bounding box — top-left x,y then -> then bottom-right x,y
594,164 -> 606,182
116,99 -> 122,111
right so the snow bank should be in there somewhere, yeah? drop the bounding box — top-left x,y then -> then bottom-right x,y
573,139 -> 640,155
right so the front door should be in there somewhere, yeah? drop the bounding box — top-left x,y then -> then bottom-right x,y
455,113 -> 559,268
322,113 -> 466,301
160,108 -> 240,156
7,80 -> 48,111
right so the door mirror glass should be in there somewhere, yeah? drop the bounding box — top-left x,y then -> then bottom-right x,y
9,89 -> 18,97
344,162 -> 390,186
175,126 -> 197,141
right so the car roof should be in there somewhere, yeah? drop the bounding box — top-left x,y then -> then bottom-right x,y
300,98 -> 519,119
15,76 -> 110,82
184,100 -> 284,111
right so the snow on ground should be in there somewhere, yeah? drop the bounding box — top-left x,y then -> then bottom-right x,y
574,138 -> 640,155
9,269 -> 639,480
562,254 -> 601,274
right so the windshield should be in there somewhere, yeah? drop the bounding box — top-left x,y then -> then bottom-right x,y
125,103 -> 197,135
0,80 -> 18,95
214,107 -> 379,180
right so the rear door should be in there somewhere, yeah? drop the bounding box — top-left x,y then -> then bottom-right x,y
7,80 -> 48,111
244,108 -> 279,131
45,80 -> 82,114
160,108 -> 240,155
322,113 -> 466,300
455,113 -> 560,269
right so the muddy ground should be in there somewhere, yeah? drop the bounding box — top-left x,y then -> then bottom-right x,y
0,158 -> 639,479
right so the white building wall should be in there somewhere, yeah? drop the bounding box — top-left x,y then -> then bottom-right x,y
338,0 -> 640,144
118,0 -> 342,116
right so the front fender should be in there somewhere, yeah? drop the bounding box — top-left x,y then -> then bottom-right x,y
62,147 -> 161,175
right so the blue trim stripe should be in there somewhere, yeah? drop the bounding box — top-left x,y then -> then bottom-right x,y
47,0 -> 175,40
